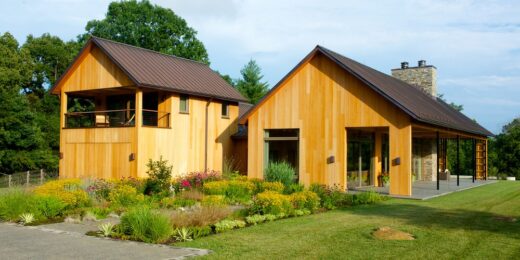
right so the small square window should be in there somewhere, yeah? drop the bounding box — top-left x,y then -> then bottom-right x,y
179,95 -> 189,113
221,102 -> 229,118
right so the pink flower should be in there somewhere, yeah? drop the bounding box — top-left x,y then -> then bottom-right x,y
181,180 -> 191,188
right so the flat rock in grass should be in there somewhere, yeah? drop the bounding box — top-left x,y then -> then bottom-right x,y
372,227 -> 415,240
493,216 -> 517,223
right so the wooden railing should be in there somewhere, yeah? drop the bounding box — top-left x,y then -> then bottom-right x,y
65,109 -> 170,128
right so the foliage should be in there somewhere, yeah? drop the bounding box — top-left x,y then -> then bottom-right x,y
222,156 -> 241,179
285,183 -> 305,194
309,184 -> 344,210
264,162 -> 296,188
190,226 -> 212,239
174,227 -> 193,242
170,206 -> 231,228
489,117 -> 520,179
251,191 -> 293,215
108,184 -> 145,207
80,0 -> 209,64
160,197 -> 196,209
258,181 -> 285,194
289,191 -> 320,212
144,157 -> 173,195
350,191 -> 385,206
174,170 -> 221,191
203,180 -> 255,203
0,189 -> 37,221
120,207 -> 173,243
235,59 -> 269,104
245,214 -> 267,225
214,219 -> 246,233
178,190 -> 204,201
35,195 -> 66,219
19,213 -> 35,225
34,179 -> 90,208
201,195 -> 226,207
98,222 -> 115,237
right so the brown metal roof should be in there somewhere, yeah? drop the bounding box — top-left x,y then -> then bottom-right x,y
240,46 -> 492,137
238,102 -> 254,119
52,37 -> 246,102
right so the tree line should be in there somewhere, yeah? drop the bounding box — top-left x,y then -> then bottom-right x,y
0,0 -> 268,173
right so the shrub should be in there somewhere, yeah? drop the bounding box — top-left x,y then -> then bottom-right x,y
214,219 -> 246,233
285,183 -> 305,194
290,191 -> 320,212
259,182 -> 285,193
309,183 -> 344,210
190,226 -> 212,239
35,195 -> 66,219
203,180 -> 255,203
170,206 -> 231,228
201,195 -> 226,206
19,213 -> 35,225
174,170 -> 221,191
120,207 -> 173,243
86,179 -> 113,201
108,184 -> 145,207
145,157 -> 173,194
264,161 -> 295,187
178,190 -> 204,201
34,179 -> 90,208
265,214 -> 277,221
251,191 -> 293,215
245,214 -> 267,225
0,189 -> 38,221
351,191 -> 384,206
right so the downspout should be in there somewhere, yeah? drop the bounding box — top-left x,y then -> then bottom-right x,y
204,99 -> 212,172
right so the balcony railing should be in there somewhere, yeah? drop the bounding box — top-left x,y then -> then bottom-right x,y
65,109 -> 170,128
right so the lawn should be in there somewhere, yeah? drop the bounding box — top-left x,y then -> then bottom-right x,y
180,181 -> 520,259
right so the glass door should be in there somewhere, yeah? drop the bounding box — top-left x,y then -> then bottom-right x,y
347,131 -> 374,188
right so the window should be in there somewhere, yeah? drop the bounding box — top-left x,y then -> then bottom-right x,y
179,94 -> 189,113
264,129 -> 300,183
221,102 -> 229,118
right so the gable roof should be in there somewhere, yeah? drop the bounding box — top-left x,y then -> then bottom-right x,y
51,37 -> 247,103
240,46 -> 492,137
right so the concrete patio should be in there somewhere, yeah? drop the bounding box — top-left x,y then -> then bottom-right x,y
350,176 -> 496,200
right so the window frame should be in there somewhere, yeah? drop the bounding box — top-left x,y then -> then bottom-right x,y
221,101 -> 230,118
179,94 -> 189,114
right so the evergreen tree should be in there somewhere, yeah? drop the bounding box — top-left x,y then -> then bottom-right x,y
235,59 -> 269,104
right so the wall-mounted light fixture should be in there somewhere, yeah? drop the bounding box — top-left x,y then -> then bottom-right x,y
129,153 -> 135,161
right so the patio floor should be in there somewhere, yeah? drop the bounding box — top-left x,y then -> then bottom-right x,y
350,176 -> 496,200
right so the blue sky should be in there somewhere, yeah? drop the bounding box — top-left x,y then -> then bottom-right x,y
1,0 -> 519,134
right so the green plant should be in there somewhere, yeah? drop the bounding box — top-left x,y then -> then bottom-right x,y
190,226 -> 212,239
34,195 -> 66,219
285,183 -> 305,194
203,180 -> 255,203
223,156 -> 241,180
351,191 -> 384,205
251,191 -> 293,215
178,190 -> 204,201
245,214 -> 267,225
98,222 -> 115,237
108,184 -> 145,207
34,179 -> 90,208
19,213 -> 35,225
174,227 -> 193,242
214,219 -> 246,233
264,161 -> 296,187
290,191 -> 320,212
0,189 -> 38,221
145,156 -> 173,194
265,214 -> 277,221
170,206 -> 231,228
201,195 -> 226,206
120,207 -> 173,243
309,183 -> 344,210
259,182 -> 285,193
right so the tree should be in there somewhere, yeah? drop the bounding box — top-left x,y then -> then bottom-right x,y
235,59 -> 269,104
438,93 -> 463,112
489,117 -> 520,179
79,0 -> 209,64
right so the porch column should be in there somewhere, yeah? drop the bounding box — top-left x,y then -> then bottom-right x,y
456,135 -> 460,186
133,89 -> 143,178
472,139 -> 476,183
389,125 -> 412,196
374,131 -> 382,187
436,132 -> 440,190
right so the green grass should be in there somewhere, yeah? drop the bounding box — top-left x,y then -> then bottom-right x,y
180,181 -> 520,259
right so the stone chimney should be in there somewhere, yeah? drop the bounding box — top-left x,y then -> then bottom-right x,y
391,60 -> 437,96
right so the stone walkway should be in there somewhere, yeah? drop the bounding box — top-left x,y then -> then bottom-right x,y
0,222 -> 210,260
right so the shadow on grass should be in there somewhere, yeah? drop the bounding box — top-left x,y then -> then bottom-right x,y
342,203 -> 520,238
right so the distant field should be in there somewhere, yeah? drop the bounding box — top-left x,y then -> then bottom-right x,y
180,181 -> 520,259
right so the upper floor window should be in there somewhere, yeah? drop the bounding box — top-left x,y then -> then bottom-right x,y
221,101 -> 230,118
179,94 -> 189,113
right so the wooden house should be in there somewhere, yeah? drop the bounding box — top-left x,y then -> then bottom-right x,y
51,37 -> 247,179
239,46 -> 492,196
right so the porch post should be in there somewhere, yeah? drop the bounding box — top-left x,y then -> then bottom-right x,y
472,139 -> 476,183
436,131 -> 440,190
456,135 -> 460,186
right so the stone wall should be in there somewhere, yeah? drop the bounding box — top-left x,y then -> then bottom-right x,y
391,66 -> 437,97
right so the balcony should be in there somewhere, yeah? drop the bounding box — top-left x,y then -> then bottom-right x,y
65,109 -> 170,128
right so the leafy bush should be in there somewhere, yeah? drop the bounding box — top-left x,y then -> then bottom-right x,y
190,226 -> 212,239
351,191 -> 384,206
173,170 -> 221,191
35,195 -> 66,219
214,219 -> 246,233
309,183 -> 344,210
285,183 -> 305,194
203,180 -> 255,203
108,184 -> 145,207
120,207 -> 173,243
245,214 -> 267,225
0,189 -> 38,221
159,197 -> 196,209
259,182 -> 285,193
178,190 -> 204,201
170,206 -> 231,228
86,179 -> 113,201
264,161 -> 295,187
34,179 -> 90,208
251,191 -> 293,215
201,195 -> 226,207
145,157 -> 173,194
292,209 -> 311,217
290,191 -> 320,212
265,214 -> 277,221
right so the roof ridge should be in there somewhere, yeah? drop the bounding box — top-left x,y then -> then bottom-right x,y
91,36 -> 208,66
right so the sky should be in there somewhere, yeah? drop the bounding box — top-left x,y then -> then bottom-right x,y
1,0 -> 519,134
